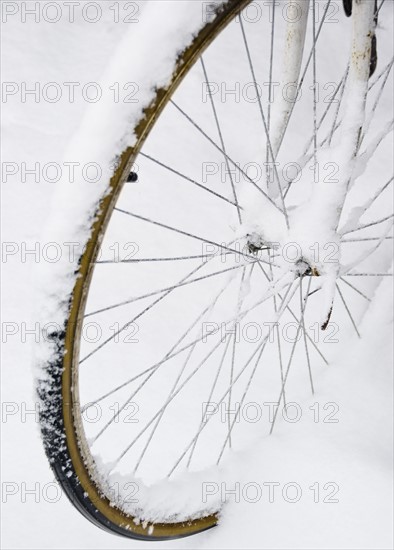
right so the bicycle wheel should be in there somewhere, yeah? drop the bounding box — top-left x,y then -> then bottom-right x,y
37,0 -> 393,540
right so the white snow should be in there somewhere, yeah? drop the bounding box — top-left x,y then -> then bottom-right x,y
1,0 -> 393,548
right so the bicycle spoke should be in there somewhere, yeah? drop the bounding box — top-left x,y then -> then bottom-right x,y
200,57 -> 242,223
81,245 -> 231,361
327,65 -> 349,147
266,0 -> 276,165
343,273 -> 393,277
312,0 -> 318,175
82,280 -> 232,411
227,266 -> 248,449
357,119 -> 394,168
361,59 -> 393,145
335,283 -> 360,338
187,331 -> 233,468
216,276 -> 300,464
342,220 -> 393,274
342,236 -> 393,243
167,337 -> 267,477
256,262 -> 329,365
269,281 -> 306,435
300,277 -> 314,394
85,260 -> 255,318
369,57 -> 393,92
269,257 -> 286,406
239,16 -> 289,226
217,336 -> 268,464
113,207 -> 274,265
170,99 -> 286,217
132,264 -> 251,472
284,93 -> 349,200
339,277 -> 371,302
140,151 -> 241,209
112,333 -> 235,469
377,0 -> 387,15
86,276 -> 293,422
305,68 -> 348,155
96,253 -> 226,264
133,323 -> 208,474
341,214 -> 394,235
167,281 -> 299,476
91,280 -> 232,442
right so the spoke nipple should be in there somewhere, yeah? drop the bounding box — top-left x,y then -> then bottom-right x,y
127,172 -> 138,183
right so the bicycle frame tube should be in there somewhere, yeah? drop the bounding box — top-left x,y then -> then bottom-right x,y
333,0 -> 378,229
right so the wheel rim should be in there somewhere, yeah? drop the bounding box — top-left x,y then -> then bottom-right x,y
39,0 -> 393,540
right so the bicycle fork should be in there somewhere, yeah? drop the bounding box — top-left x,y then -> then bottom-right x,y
343,0 -> 378,77
266,1 -> 379,328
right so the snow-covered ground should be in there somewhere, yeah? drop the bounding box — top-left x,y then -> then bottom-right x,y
1,1 -> 393,548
